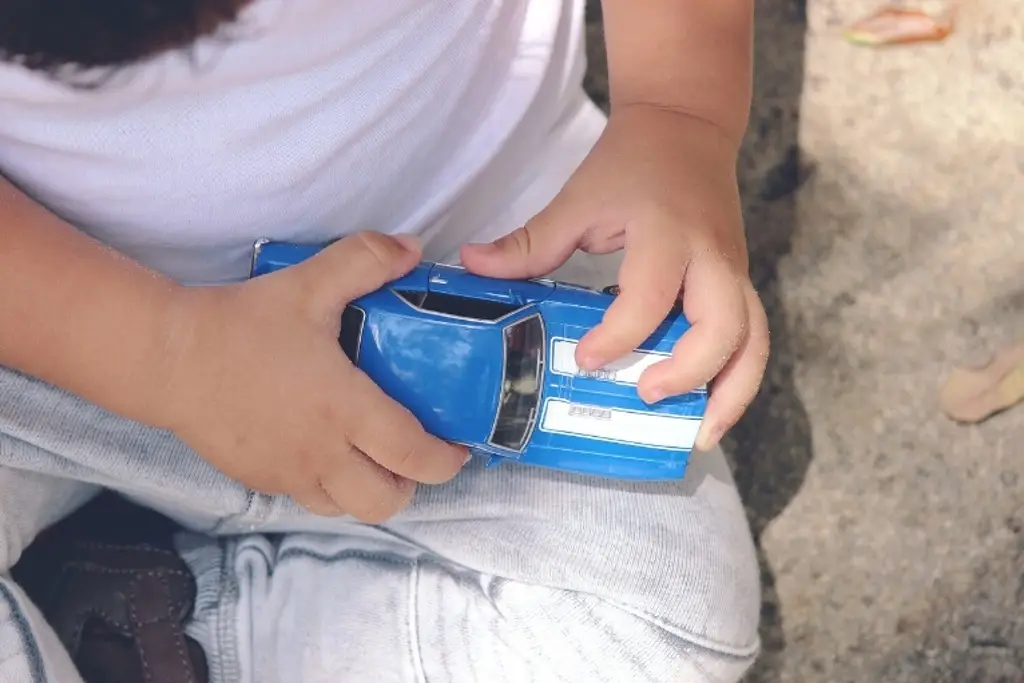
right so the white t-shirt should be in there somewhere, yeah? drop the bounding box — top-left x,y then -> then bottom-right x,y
0,0 -> 589,285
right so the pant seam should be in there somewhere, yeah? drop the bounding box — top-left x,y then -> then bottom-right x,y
264,541 -> 761,662
209,491 -> 262,535
365,528 -> 761,662
0,578 -> 47,683
408,559 -> 428,683
597,595 -> 761,661
214,539 -> 242,683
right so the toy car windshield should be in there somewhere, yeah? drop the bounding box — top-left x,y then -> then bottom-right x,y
490,314 -> 544,452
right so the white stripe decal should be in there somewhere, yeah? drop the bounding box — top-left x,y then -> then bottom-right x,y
550,339 -> 707,392
540,399 -> 701,450
551,339 -> 664,384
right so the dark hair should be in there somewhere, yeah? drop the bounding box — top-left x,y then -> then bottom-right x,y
0,0 -> 251,85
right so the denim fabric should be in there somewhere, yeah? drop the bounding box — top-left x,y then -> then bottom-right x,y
0,359 -> 761,682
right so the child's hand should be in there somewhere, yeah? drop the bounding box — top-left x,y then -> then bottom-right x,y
462,104 -> 769,451
152,232 -> 468,522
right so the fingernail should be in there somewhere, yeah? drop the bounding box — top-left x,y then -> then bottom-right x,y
695,423 -> 723,452
467,241 -> 498,254
643,388 -> 666,405
394,234 -> 422,252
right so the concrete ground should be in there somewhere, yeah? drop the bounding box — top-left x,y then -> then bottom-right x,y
585,1 -> 1024,680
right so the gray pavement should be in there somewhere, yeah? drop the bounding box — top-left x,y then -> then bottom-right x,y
586,1 -> 1024,680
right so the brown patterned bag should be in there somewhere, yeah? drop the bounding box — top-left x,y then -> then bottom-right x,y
11,493 -> 208,683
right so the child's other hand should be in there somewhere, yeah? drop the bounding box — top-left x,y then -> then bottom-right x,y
462,104 -> 769,452
152,232 -> 468,521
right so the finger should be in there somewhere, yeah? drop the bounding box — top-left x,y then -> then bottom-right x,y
344,370 -> 470,484
294,231 -> 422,317
293,481 -> 346,517
459,193 -> 584,279
694,285 -> 770,451
317,445 -> 418,524
635,256 -> 748,403
575,220 -> 689,371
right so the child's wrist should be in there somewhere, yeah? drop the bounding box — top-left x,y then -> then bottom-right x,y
72,276 -> 194,431
132,282 -> 212,433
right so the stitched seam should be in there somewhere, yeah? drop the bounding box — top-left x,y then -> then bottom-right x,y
68,542 -> 179,557
274,547 -> 420,569
270,544 -> 760,660
213,538 -> 242,683
58,566 -> 191,628
128,573 -> 198,683
0,580 -> 46,683
210,490 -> 266,535
61,566 -> 190,579
128,579 -> 154,683
236,546 -> 761,666
483,578 -> 588,683
598,596 -> 761,660
407,559 -> 428,683
364,525 -> 759,657
356,526 -> 760,661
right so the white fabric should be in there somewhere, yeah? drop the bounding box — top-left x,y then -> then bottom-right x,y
0,0 -> 586,285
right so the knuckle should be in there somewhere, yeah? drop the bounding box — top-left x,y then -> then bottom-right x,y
315,399 -> 348,436
725,321 -> 748,351
621,268 -> 679,306
499,227 -> 532,261
385,410 -> 435,467
745,306 -> 771,362
351,506 -> 392,525
319,504 -> 347,518
352,480 -> 413,524
604,303 -> 657,344
394,476 -> 417,504
753,313 -> 771,346
712,297 -> 752,351
653,364 -> 704,397
302,495 -> 343,518
390,435 -> 458,484
310,481 -> 346,517
391,441 -> 422,476
353,230 -> 399,267
754,329 -> 771,363
746,286 -> 769,321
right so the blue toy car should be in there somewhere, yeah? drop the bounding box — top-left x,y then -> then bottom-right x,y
250,239 -> 707,480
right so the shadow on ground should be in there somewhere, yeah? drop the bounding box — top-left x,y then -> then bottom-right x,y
585,2 -> 813,680
730,2 -> 813,681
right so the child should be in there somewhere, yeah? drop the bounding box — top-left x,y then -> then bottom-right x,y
0,0 -> 768,681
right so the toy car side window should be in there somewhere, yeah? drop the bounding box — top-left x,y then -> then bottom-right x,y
394,290 -> 427,307
393,289 -> 520,322
489,314 -> 545,452
338,305 -> 366,364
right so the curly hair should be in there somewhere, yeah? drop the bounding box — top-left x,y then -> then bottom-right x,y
0,0 -> 252,85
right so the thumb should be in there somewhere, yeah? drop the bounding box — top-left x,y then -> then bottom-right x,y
293,231 -> 422,317
461,194 -> 584,279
